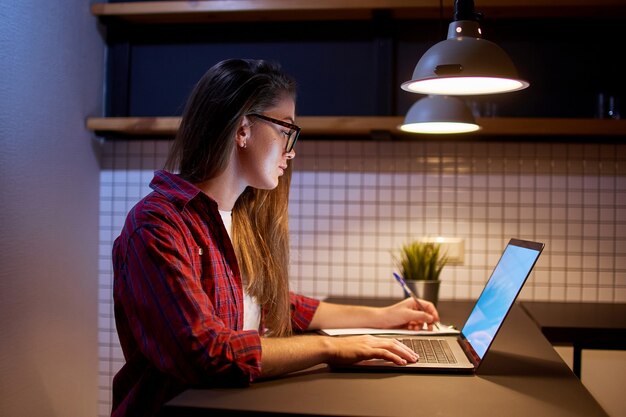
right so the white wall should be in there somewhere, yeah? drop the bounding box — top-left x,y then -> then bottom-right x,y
0,1 -> 103,416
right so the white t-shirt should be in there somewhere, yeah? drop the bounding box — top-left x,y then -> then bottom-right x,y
219,210 -> 261,331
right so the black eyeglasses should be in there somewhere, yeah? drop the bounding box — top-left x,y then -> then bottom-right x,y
248,113 -> 300,153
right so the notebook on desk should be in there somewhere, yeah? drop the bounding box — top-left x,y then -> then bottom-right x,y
332,238 -> 544,373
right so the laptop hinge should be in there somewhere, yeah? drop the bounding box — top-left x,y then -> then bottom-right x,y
459,336 -> 481,367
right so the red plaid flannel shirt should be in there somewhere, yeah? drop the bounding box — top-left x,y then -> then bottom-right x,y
111,170 -> 319,417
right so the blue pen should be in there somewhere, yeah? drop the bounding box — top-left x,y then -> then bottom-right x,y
393,272 -> 440,330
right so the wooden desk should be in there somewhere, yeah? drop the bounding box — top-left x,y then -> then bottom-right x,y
163,299 -> 607,417
521,301 -> 626,378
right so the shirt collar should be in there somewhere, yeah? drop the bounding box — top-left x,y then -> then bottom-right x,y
149,169 -> 217,211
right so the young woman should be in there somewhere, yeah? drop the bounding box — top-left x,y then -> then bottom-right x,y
111,58 -> 439,417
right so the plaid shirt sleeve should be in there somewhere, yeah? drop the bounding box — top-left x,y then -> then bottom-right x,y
289,292 -> 320,332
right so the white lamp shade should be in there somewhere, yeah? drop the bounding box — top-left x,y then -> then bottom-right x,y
399,95 -> 481,134
401,21 -> 529,95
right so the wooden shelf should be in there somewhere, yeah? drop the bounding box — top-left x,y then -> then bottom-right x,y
86,116 -> 626,138
91,0 -> 626,23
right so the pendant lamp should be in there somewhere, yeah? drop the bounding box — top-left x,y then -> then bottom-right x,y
401,0 -> 529,95
399,95 -> 480,134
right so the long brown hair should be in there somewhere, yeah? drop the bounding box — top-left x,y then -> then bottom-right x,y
165,59 -> 297,337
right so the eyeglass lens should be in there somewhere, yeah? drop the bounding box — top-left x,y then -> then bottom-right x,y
250,113 -> 300,152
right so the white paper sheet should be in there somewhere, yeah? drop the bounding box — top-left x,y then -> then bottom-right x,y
319,324 -> 459,336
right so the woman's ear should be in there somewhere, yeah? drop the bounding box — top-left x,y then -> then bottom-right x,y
236,115 -> 252,149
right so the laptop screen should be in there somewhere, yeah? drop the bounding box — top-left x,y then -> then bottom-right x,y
461,240 -> 543,359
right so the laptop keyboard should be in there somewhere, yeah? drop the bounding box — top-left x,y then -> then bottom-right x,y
400,339 -> 457,364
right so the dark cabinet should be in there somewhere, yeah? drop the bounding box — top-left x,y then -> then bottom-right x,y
88,1 -> 626,139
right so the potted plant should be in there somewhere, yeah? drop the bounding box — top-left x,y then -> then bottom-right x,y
394,241 -> 448,305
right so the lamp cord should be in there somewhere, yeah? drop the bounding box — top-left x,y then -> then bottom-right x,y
439,0 -> 443,38
453,0 -> 482,22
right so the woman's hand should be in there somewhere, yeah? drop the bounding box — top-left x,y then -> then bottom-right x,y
378,297 -> 440,330
324,335 -> 419,366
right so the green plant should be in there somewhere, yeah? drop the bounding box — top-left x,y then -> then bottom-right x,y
394,241 -> 448,281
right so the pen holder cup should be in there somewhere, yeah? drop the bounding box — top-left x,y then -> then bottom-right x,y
407,280 -> 441,306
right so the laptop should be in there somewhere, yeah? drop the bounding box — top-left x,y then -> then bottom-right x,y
334,238 -> 544,373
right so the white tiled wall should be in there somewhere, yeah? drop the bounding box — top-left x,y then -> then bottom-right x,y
97,139 -> 626,416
